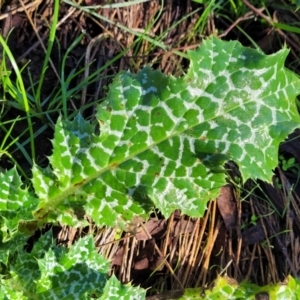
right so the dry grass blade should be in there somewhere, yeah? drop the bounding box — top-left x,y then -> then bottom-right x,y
18,0 -> 60,80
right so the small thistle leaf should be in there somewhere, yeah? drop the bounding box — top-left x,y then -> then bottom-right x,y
6,232 -> 110,298
99,275 -> 146,300
0,168 -> 37,233
35,235 -> 110,299
200,275 -> 300,299
0,168 -> 37,263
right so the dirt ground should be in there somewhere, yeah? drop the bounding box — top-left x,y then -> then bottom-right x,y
1,0 -> 300,297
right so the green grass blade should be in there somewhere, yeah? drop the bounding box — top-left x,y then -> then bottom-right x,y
0,35 -> 35,161
62,0 -> 168,51
35,0 -> 60,109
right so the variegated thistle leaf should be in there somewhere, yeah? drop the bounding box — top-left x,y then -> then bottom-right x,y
32,37 -> 300,227
99,275 -> 146,300
1,231 -> 111,299
0,168 -> 38,263
199,275 -> 300,300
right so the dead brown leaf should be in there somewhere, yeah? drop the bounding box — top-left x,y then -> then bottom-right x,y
217,185 -> 236,230
242,224 -> 266,246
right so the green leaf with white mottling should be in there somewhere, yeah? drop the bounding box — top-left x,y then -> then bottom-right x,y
0,231 -> 144,299
0,284 -> 28,300
99,275 -> 146,300
201,275 -> 300,300
35,235 -> 109,299
31,37 -> 300,227
0,168 -> 37,263
186,38 -> 300,181
0,168 -> 37,236
166,275 -> 300,299
1,232 -> 110,299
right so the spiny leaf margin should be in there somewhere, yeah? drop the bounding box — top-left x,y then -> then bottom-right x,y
32,36 -> 300,227
0,36 -> 299,300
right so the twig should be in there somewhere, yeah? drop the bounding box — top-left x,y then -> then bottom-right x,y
81,33 -> 111,106
140,222 -> 185,290
242,0 -> 300,54
218,9 -> 264,38
0,0 -> 42,20
18,1 -> 83,61
18,0 -> 60,81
